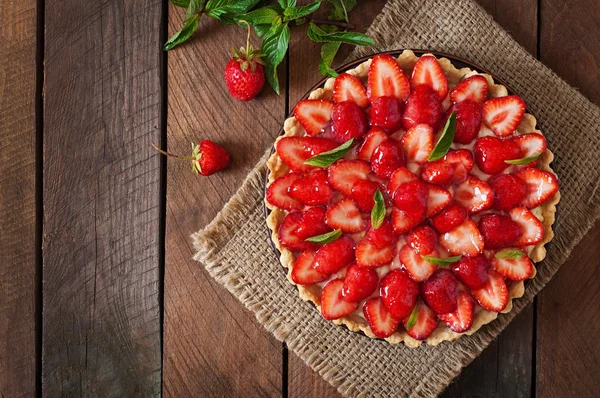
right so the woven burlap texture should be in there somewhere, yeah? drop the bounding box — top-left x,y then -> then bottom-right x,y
192,0 -> 600,396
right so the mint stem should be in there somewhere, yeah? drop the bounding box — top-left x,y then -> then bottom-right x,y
310,18 -> 355,30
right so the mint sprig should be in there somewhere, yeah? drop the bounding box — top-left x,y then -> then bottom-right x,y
421,255 -> 462,267
427,111 -> 456,162
405,305 -> 419,330
305,229 -> 342,244
371,189 -> 385,229
505,153 -> 542,165
495,249 -> 525,260
304,138 -> 354,167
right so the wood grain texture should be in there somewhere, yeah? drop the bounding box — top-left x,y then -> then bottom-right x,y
42,0 -> 163,395
0,0 -> 37,396
163,6 -> 284,397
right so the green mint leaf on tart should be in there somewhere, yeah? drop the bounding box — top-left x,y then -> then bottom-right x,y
304,138 -> 354,167
261,22 -> 290,94
164,15 -> 201,51
505,152 -> 542,165
318,41 -> 341,77
420,255 -> 462,267
427,111 -> 456,161
305,229 -> 342,243
283,2 -> 322,22
307,23 -> 375,46
405,305 -> 419,330
371,189 -> 386,229
495,249 -> 526,260
327,0 -> 356,23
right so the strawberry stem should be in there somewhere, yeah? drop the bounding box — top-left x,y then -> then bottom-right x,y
239,19 -> 251,53
151,142 -> 196,162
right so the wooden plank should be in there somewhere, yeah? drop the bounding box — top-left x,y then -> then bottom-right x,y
42,0 -> 163,395
537,0 -> 600,395
0,0 -> 38,396
162,6 -> 285,397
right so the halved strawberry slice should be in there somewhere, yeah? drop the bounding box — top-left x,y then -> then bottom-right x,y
366,219 -> 397,249
294,207 -> 330,241
332,73 -> 369,108
278,212 -> 315,251
478,214 -> 523,249
276,136 -> 338,172
440,219 -> 484,256
387,167 -> 418,196
437,291 -> 475,333
483,95 -> 526,137
313,236 -> 355,275
411,55 -> 448,99
356,237 -> 394,268
431,202 -> 468,234
391,208 -> 421,235
350,179 -> 379,212
450,75 -> 488,104
491,249 -> 534,281
402,300 -> 438,340
400,123 -> 434,164
426,184 -> 452,217
367,54 -> 411,101
512,133 -> 547,164
364,297 -> 401,338
327,159 -> 371,197
380,270 -> 420,318
454,176 -> 493,214
289,169 -> 332,206
509,207 -> 544,246
406,225 -> 438,255
325,198 -> 366,233
342,264 -> 379,302
400,245 -> 437,282
266,173 -> 303,210
471,269 -> 508,312
321,279 -> 359,320
402,85 -> 443,130
371,139 -> 404,178
358,127 -> 388,161
293,99 -> 334,136
421,159 -> 454,186
473,136 -> 522,175
291,250 -> 328,285
444,149 -> 474,184
514,168 -> 559,208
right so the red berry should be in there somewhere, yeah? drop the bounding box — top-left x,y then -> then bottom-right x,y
488,174 -> 527,211
321,279 -> 358,320
431,202 -> 467,233
421,269 -> 459,314
371,139 -> 404,178
276,136 -> 338,173
369,96 -> 404,132
406,225 -> 438,255
224,58 -> 265,101
402,85 -> 443,130
473,136 -> 522,175
342,264 -> 379,302
452,255 -> 489,289
313,236 -> 355,275
421,160 -> 454,186
289,169 -> 333,206
450,75 -> 488,104
291,250 -> 328,285
170,140 -> 230,176
331,101 -> 369,142
294,100 -> 334,137
294,207 -> 330,241
366,219 -> 397,249
367,54 -> 411,101
358,127 -> 388,161
380,270 -> 419,319
391,180 -> 428,222
364,297 -> 401,338
447,100 -> 483,144
411,55 -> 448,100
478,213 -> 524,249
350,179 -> 379,212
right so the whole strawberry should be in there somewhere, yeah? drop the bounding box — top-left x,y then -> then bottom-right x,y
224,22 -> 265,101
152,140 -> 230,176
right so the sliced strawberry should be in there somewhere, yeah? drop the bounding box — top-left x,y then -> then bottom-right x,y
369,96 -> 404,132
491,249 -> 534,281
358,127 -> 388,161
483,95 -> 526,137
266,173 -> 303,210
450,75 -> 488,104
391,179 -> 429,222
276,136 -> 339,172
325,198 -> 366,233
391,208 -> 421,235
400,244 -> 437,282
291,250 -> 328,285
514,168 -> 559,208
402,85 -> 443,130
402,300 -> 438,340
471,269 -> 508,312
426,184 -> 452,217
438,291 -> 475,333
366,219 -> 397,249
478,214 -> 524,249
289,169 -> 332,206
431,202 -> 467,234
512,133 -> 547,164
473,136 -> 522,175
448,100 -> 483,145
406,225 -> 438,255
278,212 -> 315,251
444,149 -> 474,184
387,167 -> 418,196
400,123 -> 434,164
321,279 -> 359,320
332,73 -> 369,108
293,207 -> 330,242
488,174 -> 527,211
371,139 -> 404,178
313,236 -> 355,275
327,159 -> 371,196
367,54 -> 411,101
509,207 -> 544,246
411,55 -> 448,99
380,270 -> 420,318
421,159 -> 454,186
342,264 -> 379,302
452,255 -> 489,289
421,269 -> 459,314
356,237 -> 394,268
331,101 -> 369,142
293,99 -> 334,136
364,297 -> 401,338
440,219 -> 484,256
454,176 -> 494,213
350,179 -> 379,212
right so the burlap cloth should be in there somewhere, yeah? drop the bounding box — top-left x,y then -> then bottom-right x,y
192,0 -> 600,396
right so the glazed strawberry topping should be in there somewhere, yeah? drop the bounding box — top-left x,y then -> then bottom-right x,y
269,53 -> 559,340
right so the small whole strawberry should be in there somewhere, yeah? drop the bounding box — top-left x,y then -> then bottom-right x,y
224,22 -> 265,101
152,140 -> 231,176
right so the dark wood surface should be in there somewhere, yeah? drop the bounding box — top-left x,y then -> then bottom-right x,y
1,0 -> 599,397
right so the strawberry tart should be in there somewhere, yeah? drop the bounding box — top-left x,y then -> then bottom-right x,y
265,50 -> 560,346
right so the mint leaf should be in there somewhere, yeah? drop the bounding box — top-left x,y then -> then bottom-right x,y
261,22 -> 290,94
186,0 -> 207,19
328,0 -> 356,22
495,249 -> 526,260
421,255 -> 462,267
205,0 -> 258,22
283,2 -> 321,22
164,15 -> 200,51
505,153 -> 542,165
254,24 -> 272,37
307,23 -> 375,46
405,305 -> 419,330
171,0 -> 191,7
240,7 -> 281,25
265,65 -> 280,95
428,111 -> 456,161
278,0 -> 296,8
371,189 -> 385,230
318,41 -> 341,77
305,229 -> 342,243
304,138 -> 354,167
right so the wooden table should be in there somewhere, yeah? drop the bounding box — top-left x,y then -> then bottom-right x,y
2,0 -> 599,396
